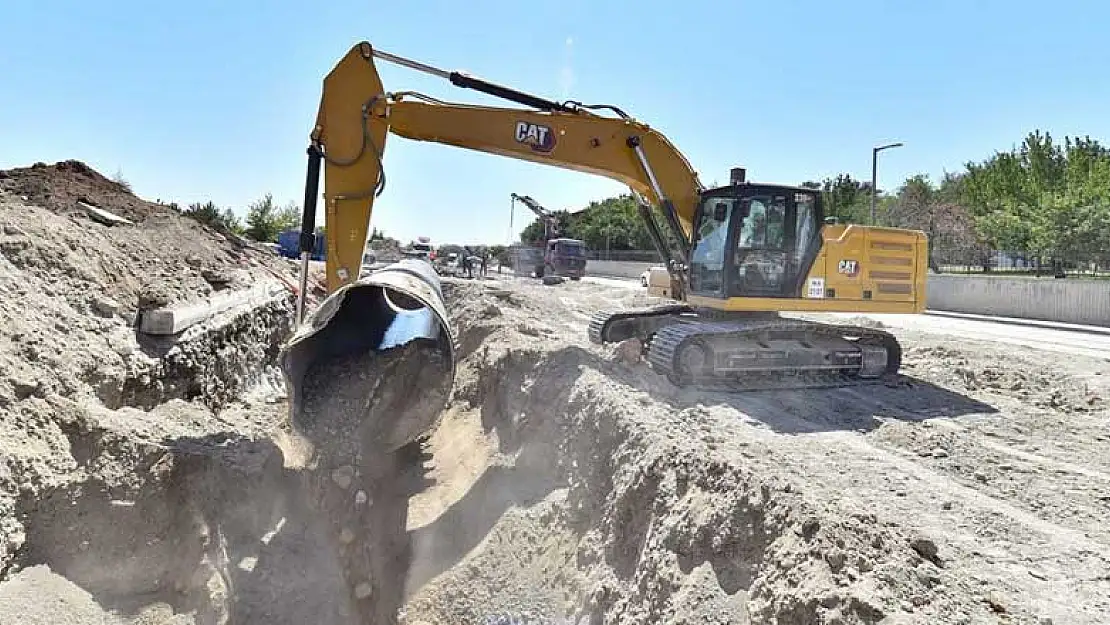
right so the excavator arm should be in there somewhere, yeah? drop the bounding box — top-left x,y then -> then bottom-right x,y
300,41 -> 704,299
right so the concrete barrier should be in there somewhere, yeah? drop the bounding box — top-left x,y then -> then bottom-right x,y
587,260 -> 656,279
925,274 -> 1110,327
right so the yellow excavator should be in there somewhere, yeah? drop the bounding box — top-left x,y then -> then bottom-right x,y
288,41 -> 928,392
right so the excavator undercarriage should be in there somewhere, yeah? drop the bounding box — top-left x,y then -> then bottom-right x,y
589,307 -> 902,391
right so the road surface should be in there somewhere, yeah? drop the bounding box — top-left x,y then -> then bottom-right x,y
580,275 -> 1110,360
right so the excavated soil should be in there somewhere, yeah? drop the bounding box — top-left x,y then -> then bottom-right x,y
1,161 -> 1109,625
0,161 -> 304,622
396,279 -> 1110,625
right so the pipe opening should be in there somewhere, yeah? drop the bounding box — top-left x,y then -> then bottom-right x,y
280,262 -> 456,455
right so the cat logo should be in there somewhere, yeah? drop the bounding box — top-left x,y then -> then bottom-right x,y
514,121 -> 556,154
838,259 -> 860,277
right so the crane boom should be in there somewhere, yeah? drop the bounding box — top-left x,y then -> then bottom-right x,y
510,193 -> 560,240
509,193 -> 552,220
300,41 -> 701,296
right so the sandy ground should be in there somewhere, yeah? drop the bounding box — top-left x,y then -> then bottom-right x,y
5,269 -> 1104,624
1,164 -> 1108,624
0,162 -> 301,624
398,276 -> 1110,625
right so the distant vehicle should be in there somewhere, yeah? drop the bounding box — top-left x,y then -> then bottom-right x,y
542,237 -> 587,280
432,251 -> 462,276
277,229 -> 326,260
404,237 -> 434,262
640,266 -> 672,297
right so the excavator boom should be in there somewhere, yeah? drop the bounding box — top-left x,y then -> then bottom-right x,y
290,40 -> 929,390
303,42 -> 700,296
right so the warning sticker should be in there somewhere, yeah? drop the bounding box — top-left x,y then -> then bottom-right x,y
807,277 -> 825,298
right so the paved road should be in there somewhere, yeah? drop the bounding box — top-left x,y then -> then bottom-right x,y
827,311 -> 1110,360
581,276 -> 1110,360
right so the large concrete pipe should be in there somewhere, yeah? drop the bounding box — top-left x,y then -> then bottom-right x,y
279,259 -> 456,454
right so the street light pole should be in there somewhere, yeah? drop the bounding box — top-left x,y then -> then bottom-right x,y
871,142 -> 904,225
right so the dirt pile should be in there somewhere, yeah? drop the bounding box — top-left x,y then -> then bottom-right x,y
0,160 -> 302,621
0,160 -> 151,222
0,160 -> 297,310
397,278 -> 1109,625
399,280 -> 955,624
0,160 -> 298,423
901,344 -> 1103,413
1,187 -> 1108,625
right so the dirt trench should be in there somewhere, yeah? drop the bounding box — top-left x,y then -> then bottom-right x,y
0,286 -> 451,625
394,279 -> 1109,625
4,275 -> 1101,625
397,288 -> 958,625
1,277 -> 830,624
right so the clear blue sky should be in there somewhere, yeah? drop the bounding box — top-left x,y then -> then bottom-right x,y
3,0 -> 1107,245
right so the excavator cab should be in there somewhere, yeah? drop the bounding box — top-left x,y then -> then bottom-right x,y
687,182 -> 823,300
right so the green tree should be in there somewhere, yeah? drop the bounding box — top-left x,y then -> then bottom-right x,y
957,129 -> 1110,272
276,201 -> 300,232
245,193 -> 299,242
886,174 -> 986,272
822,174 -> 872,224
183,200 -> 243,234
519,209 -> 572,244
519,220 -> 545,244
800,175 -> 873,224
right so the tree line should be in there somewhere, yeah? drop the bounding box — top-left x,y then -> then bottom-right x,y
173,129 -> 1110,274
517,129 -> 1110,273
176,195 -> 513,265
173,193 -> 304,243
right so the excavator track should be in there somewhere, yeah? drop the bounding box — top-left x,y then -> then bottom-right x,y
587,303 -> 695,345
645,317 -> 903,392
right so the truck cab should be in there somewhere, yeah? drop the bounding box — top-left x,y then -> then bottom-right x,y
543,237 -> 587,280
404,237 -> 435,262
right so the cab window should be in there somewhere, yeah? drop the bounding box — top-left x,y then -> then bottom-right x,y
689,197 -> 734,294
794,192 -> 818,265
737,196 -> 786,250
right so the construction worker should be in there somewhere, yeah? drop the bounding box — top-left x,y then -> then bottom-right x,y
462,246 -> 474,278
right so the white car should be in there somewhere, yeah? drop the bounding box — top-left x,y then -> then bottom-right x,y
640,265 -> 665,287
